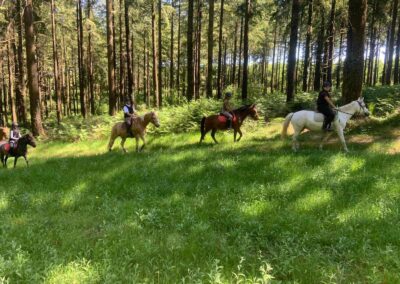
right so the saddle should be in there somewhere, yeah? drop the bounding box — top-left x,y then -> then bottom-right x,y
313,111 -> 337,123
218,113 -> 237,127
0,141 -> 11,154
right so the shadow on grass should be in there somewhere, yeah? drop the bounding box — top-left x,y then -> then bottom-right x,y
0,137 -> 400,282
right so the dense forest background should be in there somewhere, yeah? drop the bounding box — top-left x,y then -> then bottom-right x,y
0,0 -> 398,136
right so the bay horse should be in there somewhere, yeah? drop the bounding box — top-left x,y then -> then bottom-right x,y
282,97 -> 370,152
108,111 -> 160,153
0,133 -> 37,168
200,104 -> 259,144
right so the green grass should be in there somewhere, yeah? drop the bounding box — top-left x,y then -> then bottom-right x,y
1,117 -> 400,283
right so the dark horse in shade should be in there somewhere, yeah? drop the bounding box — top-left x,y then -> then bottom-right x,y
200,104 -> 259,144
0,133 -> 36,168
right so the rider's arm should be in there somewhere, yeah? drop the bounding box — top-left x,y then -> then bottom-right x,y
10,130 -> 17,141
123,106 -> 130,114
324,96 -> 336,109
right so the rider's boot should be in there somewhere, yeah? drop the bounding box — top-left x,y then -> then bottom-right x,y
227,119 -> 232,129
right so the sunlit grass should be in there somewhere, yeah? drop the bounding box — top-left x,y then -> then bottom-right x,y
1,119 -> 400,283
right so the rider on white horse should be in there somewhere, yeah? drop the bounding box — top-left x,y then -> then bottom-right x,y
317,81 -> 336,131
282,97 -> 370,152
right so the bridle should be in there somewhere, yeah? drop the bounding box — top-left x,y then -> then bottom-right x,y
336,100 -> 368,116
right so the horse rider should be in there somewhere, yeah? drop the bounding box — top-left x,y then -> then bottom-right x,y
317,81 -> 336,131
123,97 -> 136,135
222,92 -> 234,129
9,122 -> 21,150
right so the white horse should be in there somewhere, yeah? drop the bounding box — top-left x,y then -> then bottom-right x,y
281,97 -> 370,152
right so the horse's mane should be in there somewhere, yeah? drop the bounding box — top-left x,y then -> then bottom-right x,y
234,104 -> 253,112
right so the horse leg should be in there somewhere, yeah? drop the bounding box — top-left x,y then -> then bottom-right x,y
211,129 -> 218,144
337,128 -> 349,152
24,156 -> 29,167
236,128 -> 243,142
292,128 -> 301,152
319,132 -> 333,150
200,126 -> 210,143
14,157 -> 18,168
5,156 -> 8,168
234,129 -> 237,142
135,135 -> 139,153
1,154 -> 4,168
139,135 -> 146,151
120,137 -> 127,153
108,135 -> 117,152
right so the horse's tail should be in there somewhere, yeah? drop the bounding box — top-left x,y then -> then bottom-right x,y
281,113 -> 294,139
108,124 -> 118,151
200,117 -> 206,136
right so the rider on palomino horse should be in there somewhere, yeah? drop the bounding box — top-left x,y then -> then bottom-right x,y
123,97 -> 136,136
317,81 -> 336,131
221,92 -> 234,129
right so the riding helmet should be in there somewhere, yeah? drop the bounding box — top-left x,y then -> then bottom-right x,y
323,81 -> 332,88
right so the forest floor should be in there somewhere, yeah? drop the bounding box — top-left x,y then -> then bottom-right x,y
1,115 -> 400,283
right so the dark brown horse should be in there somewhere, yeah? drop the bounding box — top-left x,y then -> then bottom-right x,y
200,104 -> 259,144
0,133 -> 36,168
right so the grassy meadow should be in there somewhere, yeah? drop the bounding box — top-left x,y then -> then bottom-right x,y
1,108 -> 400,283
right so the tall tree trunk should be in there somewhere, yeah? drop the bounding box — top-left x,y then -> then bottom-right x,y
7,26 -> 17,123
394,16 -> 400,84
186,0 -> 194,100
302,0 -> 313,92
158,0 -> 163,106
77,0 -> 86,117
286,0 -> 300,103
281,40 -> 287,93
106,0 -> 116,115
241,0 -> 250,100
342,0 -> 368,103
238,16 -> 244,88
336,26 -> 344,88
24,0 -> 44,136
170,2 -> 175,95
51,0 -> 62,123
270,22 -> 277,93
216,0 -> 224,99
326,0 -> 335,83
151,0 -> 159,106
314,8 -> 325,91
176,0 -> 181,96
125,0 -> 134,103
231,20 -> 239,86
119,0 -> 125,107
195,0 -> 202,99
385,0 -> 398,85
15,0 -> 26,124
87,0 -> 95,114
206,0 -> 215,98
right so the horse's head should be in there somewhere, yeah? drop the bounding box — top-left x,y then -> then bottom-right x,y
0,127 -> 8,140
24,133 -> 37,148
150,111 -> 160,127
249,104 -> 259,121
356,97 -> 370,117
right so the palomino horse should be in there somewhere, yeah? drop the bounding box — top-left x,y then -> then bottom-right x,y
0,133 -> 37,168
282,97 -> 370,152
0,127 -> 9,140
200,104 -> 259,144
108,111 -> 160,153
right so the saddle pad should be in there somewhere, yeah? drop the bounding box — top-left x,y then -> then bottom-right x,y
0,141 -> 10,152
313,112 -> 325,122
218,114 -> 237,124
